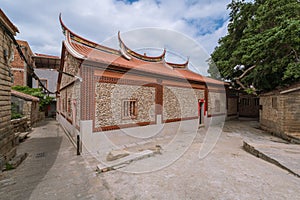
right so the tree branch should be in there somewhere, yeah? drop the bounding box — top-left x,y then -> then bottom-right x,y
236,65 -> 256,80
234,65 -> 257,95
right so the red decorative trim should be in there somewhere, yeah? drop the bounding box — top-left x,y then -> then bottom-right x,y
163,82 -> 205,90
93,121 -> 155,132
81,66 -> 94,120
163,116 -> 199,123
155,83 -> 163,115
205,87 -> 208,115
95,75 -> 157,87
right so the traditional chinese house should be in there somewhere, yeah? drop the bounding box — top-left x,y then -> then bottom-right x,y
56,16 -> 228,145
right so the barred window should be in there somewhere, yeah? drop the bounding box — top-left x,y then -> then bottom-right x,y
272,97 -> 277,110
122,99 -> 137,119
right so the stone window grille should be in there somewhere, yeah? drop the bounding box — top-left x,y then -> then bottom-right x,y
272,97 -> 277,110
122,99 -> 137,119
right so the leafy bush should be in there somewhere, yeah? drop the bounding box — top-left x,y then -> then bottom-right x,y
11,102 -> 23,119
11,112 -> 23,119
12,86 -> 54,111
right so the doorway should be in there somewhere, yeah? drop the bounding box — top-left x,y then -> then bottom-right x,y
198,100 -> 205,125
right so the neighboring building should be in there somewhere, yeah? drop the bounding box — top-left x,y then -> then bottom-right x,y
11,40 -> 35,87
238,93 -> 259,118
225,87 -> 259,120
260,83 -> 300,141
226,87 -> 239,120
11,90 -> 40,126
56,17 -> 227,146
0,9 -> 19,164
32,53 -> 60,117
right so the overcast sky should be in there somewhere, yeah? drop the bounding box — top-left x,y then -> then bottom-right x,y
2,0 -> 230,75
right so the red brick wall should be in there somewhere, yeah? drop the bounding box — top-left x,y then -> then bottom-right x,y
11,40 -> 34,86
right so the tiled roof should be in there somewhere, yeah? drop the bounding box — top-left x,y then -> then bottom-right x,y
33,53 -> 61,69
34,53 -> 60,59
11,90 -> 40,102
60,16 -> 226,86
0,9 -> 19,35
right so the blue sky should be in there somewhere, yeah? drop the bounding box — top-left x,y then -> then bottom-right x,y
1,0 -> 231,74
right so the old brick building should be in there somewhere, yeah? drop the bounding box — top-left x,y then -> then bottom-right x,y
56,17 -> 227,146
32,53 -> 60,117
11,40 -> 35,87
260,83 -> 300,141
0,9 -> 19,164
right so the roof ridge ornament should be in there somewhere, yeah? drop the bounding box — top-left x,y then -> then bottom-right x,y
59,14 -> 120,55
118,31 -> 166,62
166,56 -> 189,69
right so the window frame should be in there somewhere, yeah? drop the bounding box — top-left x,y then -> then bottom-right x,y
121,99 -> 137,120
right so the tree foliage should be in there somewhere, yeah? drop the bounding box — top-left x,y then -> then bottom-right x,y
12,86 -> 54,110
208,0 -> 300,92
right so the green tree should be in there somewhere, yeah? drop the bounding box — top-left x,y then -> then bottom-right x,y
12,86 -> 54,110
208,0 -> 300,93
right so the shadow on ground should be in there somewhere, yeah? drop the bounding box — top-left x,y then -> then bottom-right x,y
0,136 -> 62,200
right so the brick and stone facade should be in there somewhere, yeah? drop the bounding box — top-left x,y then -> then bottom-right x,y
56,17 -> 227,148
0,9 -> 19,163
163,86 -> 204,121
260,84 -> 300,136
95,82 -> 156,128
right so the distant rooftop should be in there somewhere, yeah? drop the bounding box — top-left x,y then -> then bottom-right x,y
33,53 -> 60,69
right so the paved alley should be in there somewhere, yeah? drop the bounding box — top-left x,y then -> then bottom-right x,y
0,119 -> 112,200
1,119 -> 300,200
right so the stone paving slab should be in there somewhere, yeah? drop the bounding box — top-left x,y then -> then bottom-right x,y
243,138 -> 300,177
97,150 -> 155,173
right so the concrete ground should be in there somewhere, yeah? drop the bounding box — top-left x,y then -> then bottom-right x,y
0,118 -> 299,200
0,119 -> 112,200
96,120 -> 300,200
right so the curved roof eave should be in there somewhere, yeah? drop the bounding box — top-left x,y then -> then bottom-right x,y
64,30 -> 85,59
59,14 -> 120,55
166,57 -> 189,69
118,31 -> 166,62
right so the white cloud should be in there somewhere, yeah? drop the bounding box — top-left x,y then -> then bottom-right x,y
2,0 -> 230,71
